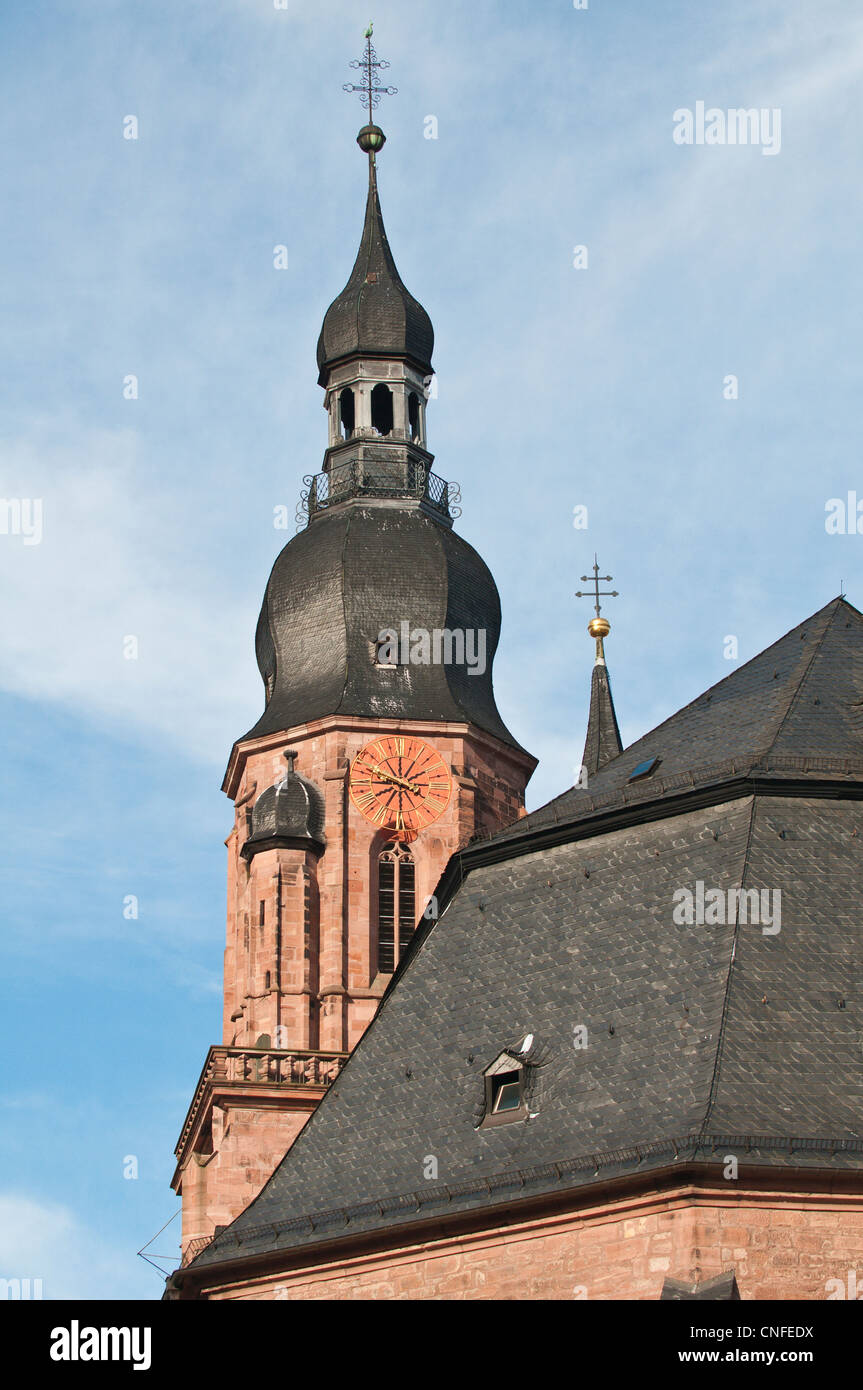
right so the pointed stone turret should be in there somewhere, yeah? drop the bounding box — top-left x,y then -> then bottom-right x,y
577,558 -> 623,777
582,626 -> 623,776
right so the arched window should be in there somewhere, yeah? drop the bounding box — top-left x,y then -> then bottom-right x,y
371,383 -> 394,437
339,388 -> 355,440
408,391 -> 421,443
377,842 -> 415,973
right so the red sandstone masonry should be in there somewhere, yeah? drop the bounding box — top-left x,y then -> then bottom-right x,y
173,715 -> 534,1260
199,1188 -> 863,1301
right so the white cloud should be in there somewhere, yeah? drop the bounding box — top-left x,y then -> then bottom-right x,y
0,1194 -> 161,1301
0,424 -> 259,761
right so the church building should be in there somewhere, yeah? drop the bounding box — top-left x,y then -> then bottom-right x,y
167,48 -> 863,1301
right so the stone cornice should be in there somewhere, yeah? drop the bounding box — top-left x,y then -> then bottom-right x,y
167,1141 -> 863,1297
430,767 -> 863,924
171,1046 -> 349,1188
223,716 -> 538,800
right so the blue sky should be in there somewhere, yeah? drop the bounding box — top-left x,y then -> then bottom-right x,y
1,0 -> 861,1299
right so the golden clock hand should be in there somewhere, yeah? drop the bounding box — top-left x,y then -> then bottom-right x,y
372,764 -> 421,794
380,773 -> 421,794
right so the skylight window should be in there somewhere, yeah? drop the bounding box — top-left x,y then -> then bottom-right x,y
629,756 -> 660,782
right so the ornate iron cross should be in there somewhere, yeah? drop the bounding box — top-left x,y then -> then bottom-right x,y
575,556 -> 619,621
343,22 -> 397,125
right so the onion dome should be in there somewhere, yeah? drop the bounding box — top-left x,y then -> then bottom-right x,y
233,113 -> 527,763
242,754 -> 326,860
316,156 -> 434,386
247,505 -> 525,752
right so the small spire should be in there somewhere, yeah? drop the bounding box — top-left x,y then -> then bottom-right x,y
576,557 -> 623,776
274,749 -> 298,792
317,55 -> 434,386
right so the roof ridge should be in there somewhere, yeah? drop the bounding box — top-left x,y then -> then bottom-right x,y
352,165 -> 390,346
762,597 -> 845,761
621,597 -> 844,755
697,795 -> 758,1140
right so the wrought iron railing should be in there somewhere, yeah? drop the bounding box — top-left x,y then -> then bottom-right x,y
297,458 -> 460,526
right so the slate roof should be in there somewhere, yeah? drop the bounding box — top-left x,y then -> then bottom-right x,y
243,501 -> 526,751
243,767 -> 326,857
581,659 -> 623,776
495,596 -> 863,848
190,597 -> 863,1272
316,159 -> 434,385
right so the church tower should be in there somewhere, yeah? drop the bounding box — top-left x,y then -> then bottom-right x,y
171,52 -> 536,1263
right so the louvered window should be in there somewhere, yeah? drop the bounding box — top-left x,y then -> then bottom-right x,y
378,843 -> 416,973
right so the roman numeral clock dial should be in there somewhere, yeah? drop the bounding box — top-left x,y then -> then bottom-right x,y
349,736 -> 452,841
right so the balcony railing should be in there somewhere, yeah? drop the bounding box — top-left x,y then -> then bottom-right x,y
297,457 -> 460,526
175,1045 -> 350,1167
213,1046 -> 348,1087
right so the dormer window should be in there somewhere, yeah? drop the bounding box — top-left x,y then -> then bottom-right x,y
480,1050 -> 530,1127
375,630 -> 401,666
490,1070 -> 522,1113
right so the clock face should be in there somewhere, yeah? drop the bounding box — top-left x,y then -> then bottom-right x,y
349,735 -> 451,839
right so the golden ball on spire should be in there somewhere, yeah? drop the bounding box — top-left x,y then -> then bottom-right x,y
357,124 -> 386,153
588,616 -> 611,640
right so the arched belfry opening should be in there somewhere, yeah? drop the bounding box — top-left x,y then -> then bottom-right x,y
408,390 -> 421,443
339,387 -> 355,440
371,383 -> 394,437
377,841 -> 416,973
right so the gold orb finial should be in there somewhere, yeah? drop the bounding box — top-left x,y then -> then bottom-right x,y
576,556 -> 619,666
357,123 -> 386,153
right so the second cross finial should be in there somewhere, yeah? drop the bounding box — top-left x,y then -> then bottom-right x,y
575,556 -> 619,664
